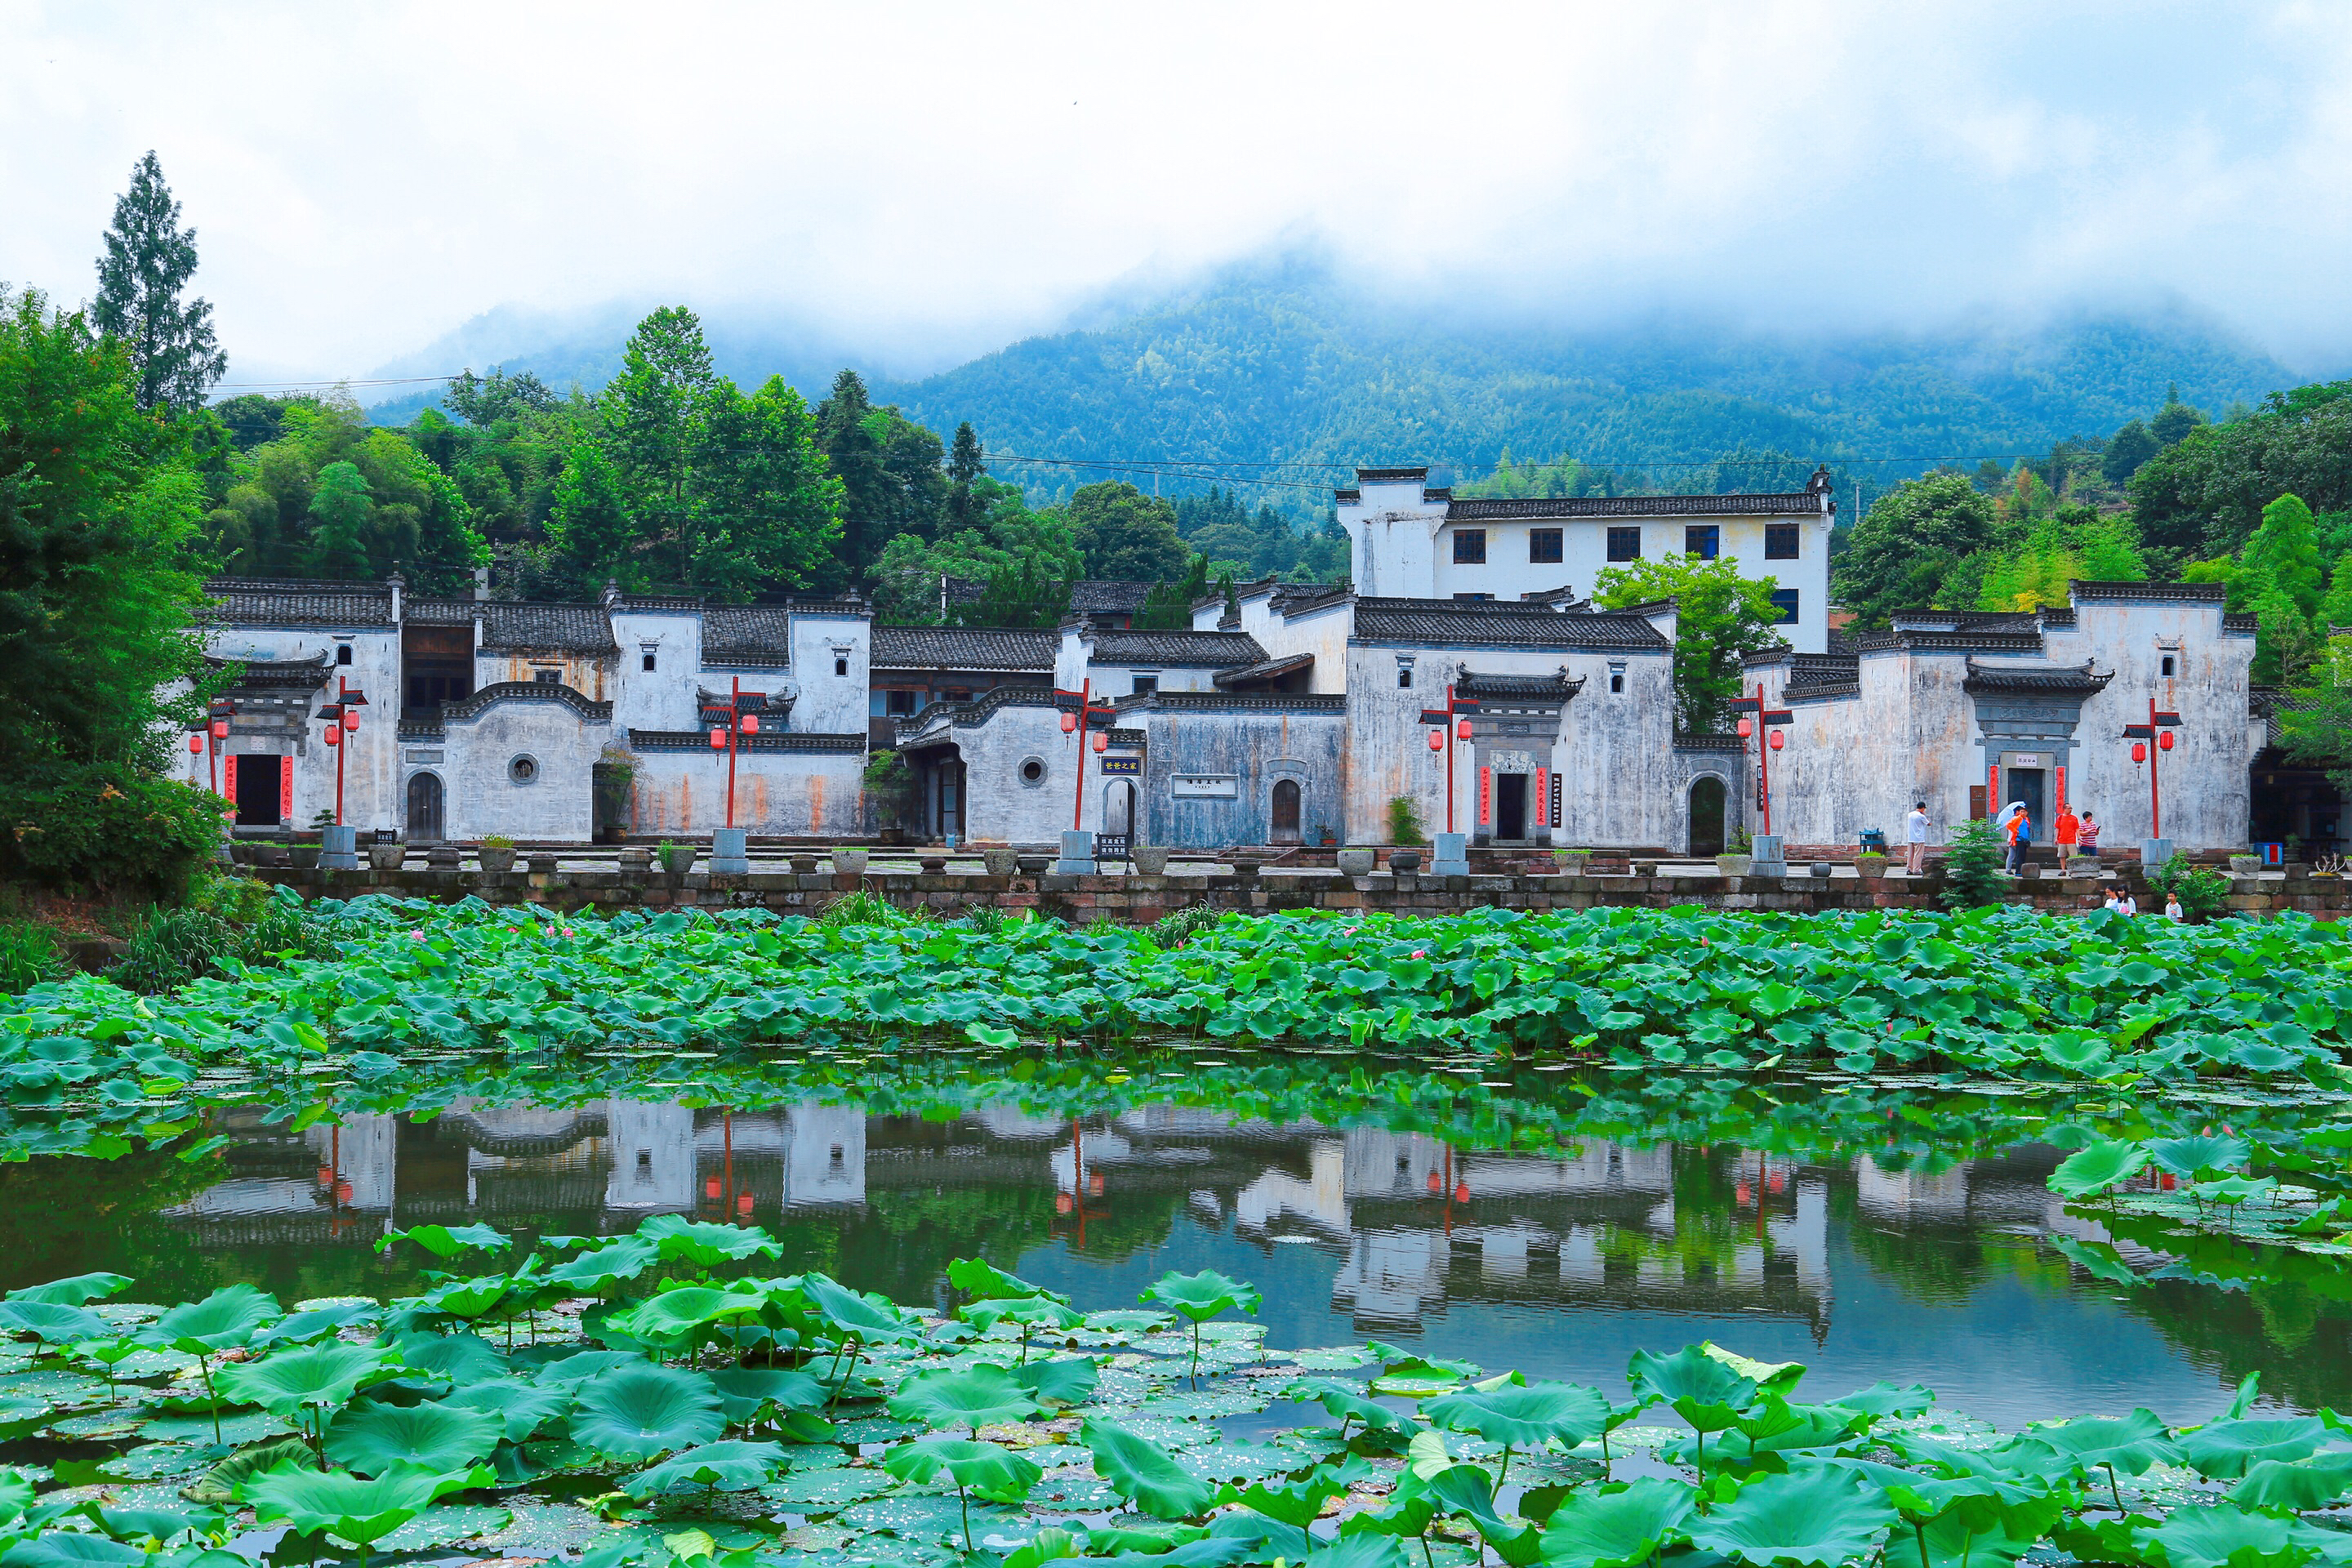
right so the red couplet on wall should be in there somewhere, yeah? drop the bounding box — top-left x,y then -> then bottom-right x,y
2056,764 -> 2067,810
1478,766 -> 1492,826
280,755 -> 294,822
222,754 -> 237,803
1535,767 -> 1550,828
1987,762 -> 2000,811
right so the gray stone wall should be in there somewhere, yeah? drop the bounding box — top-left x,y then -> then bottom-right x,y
1134,700 -> 1348,849
438,693 -> 612,841
628,746 -> 866,837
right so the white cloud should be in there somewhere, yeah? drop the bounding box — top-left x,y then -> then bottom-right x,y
5,0 -> 2351,379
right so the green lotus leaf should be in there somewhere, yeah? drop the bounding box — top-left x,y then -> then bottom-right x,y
2194,1176 -> 2281,1207
441,1380 -> 568,1443
152,1285 -> 279,1354
639,1214 -> 784,1268
418,1274 -> 509,1321
1539,1478 -> 1697,1568
947,1257 -> 1067,1305
0,1468 -> 33,1526
1288,1376 -> 1416,1436
706,1368 -> 826,1425
256,1301 -> 381,1348
7,1274 -> 132,1307
2230,1453 -> 2352,1512
1304,1539 -> 1412,1568
2182,1418 -> 2329,1480
1010,1357 -> 1098,1410
394,1331 -> 509,1386
527,1349 -> 641,1391
1703,1344 -> 1808,1398
2147,1136 -> 2252,1180
176,1437 -> 314,1506
885,1435 -> 1041,1501
801,1274 -> 920,1344
1426,1380 -> 1610,1454
217,1342 -> 399,1420
964,1297 -> 1086,1335
621,1440 -> 787,1499
2048,1140 -> 2150,1198
1139,1269 -> 1263,1325
326,1400 -> 504,1476
544,1238 -> 657,1291
888,1363 -> 1037,1436
0,1536 -> 148,1568
376,1223 -> 510,1259
569,1364 -> 724,1461
2008,1409 -> 2181,1481
2147,1503 -> 2316,1568
617,1287 -> 767,1346
0,1301 -> 104,1349
1232,1461 -> 1358,1530
241,1459 -> 492,1548
1083,1416 -> 1218,1520
1825,1383 -> 1936,1419
85,1503 -> 216,1544
1686,1463 -> 1898,1566
1628,1346 -> 1757,1435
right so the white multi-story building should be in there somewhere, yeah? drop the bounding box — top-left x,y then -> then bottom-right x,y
1339,465 -> 1839,655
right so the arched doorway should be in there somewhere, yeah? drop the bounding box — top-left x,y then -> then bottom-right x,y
1102,780 -> 1136,836
1688,775 -> 1726,857
407,772 -> 444,842
1270,778 -> 1302,844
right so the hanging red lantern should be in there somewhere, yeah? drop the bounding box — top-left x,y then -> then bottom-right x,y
710,727 -> 728,750
704,1177 -> 722,1200
323,726 -> 341,746
2132,742 -> 2147,764
1454,717 -> 1472,741
740,713 -> 759,735
341,708 -> 360,732
1737,716 -> 1753,738
1453,1182 -> 1471,1204
2158,731 -> 2174,751
1427,728 -> 1444,751
1089,1170 -> 1105,1196
188,733 -> 204,754
1092,731 -> 1109,754
210,718 -> 229,740
736,1192 -> 753,1214
1768,729 -> 1784,751
1054,1192 -> 1074,1214
1060,710 -> 1077,733
1425,1169 -> 1442,1192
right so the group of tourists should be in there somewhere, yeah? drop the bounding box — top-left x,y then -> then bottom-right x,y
1991,800 -> 2101,874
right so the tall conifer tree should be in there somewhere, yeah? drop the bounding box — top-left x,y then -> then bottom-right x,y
91,152 -> 226,414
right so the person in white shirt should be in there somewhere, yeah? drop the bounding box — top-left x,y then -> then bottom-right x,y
2117,890 -> 2139,917
1905,802 -> 1930,875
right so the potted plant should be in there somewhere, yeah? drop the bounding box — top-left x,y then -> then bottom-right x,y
2315,853 -> 2346,881
835,848 -> 871,879
479,835 -> 517,874
1715,828 -> 1753,878
1313,822 -> 1336,848
1553,847 -> 1592,875
368,835 -> 404,871
1133,844 -> 1172,875
1855,850 -> 1889,883
1388,849 -> 1423,873
1335,848 -> 1376,875
2228,849 -> 2263,875
658,839 -> 696,875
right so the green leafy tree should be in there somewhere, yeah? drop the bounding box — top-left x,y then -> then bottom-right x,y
2243,495 -> 2324,617
302,462 -> 375,579
1065,482 -> 1187,582
546,439 -> 636,591
443,368 -> 559,427
946,421 -> 985,533
814,372 -> 947,584
871,481 -> 1081,625
605,306 -> 720,587
1135,555 -> 1209,629
91,152 -> 226,414
1833,475 -> 2002,630
1590,553 -> 1786,733
2127,383 -> 2352,558
689,376 -> 844,600
2150,385 -> 2208,448
1973,506 -> 2146,611
2104,420 -> 2161,487
1938,817 -> 2007,910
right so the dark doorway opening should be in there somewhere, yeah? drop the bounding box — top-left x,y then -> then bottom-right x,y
592,761 -> 627,844
1690,775 -> 1727,856
1271,778 -> 1302,844
934,757 -> 966,841
235,755 -> 283,826
2006,768 -> 2046,839
407,772 -> 444,841
1495,773 -> 1528,839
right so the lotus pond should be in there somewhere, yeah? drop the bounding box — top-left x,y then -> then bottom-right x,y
6,898 -> 2352,1568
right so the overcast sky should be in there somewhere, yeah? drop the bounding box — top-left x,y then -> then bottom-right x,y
6,1 -> 2350,385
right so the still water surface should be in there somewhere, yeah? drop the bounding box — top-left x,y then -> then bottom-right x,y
2,1084 -> 2336,1429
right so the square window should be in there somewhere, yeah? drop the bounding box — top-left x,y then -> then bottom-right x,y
1451,592 -> 1494,601
1397,666 -> 1413,688
884,688 -> 918,716
1769,589 -> 1801,625
1606,527 -> 1642,563
1685,524 -> 1719,559
1765,524 -> 1800,560
835,657 -> 849,676
336,644 -> 354,666
532,668 -> 560,684
1131,674 -> 1158,696
1529,528 -> 1563,564
1452,528 -> 1487,564
642,652 -> 657,672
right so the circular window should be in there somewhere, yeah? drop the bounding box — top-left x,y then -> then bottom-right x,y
508,755 -> 539,785
1019,756 -> 1046,786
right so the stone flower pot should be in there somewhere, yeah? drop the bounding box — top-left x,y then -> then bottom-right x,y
834,849 -> 870,879
617,845 -> 653,875
1553,850 -> 1591,875
918,854 -> 948,874
479,846 -> 517,874
1808,861 -> 1833,880
2229,854 -> 2262,875
1016,853 -> 1051,875
790,853 -> 822,875
660,844 -> 697,875
527,853 -> 557,876
289,843 -> 322,871
1133,844 -> 1171,875
1335,849 -> 1376,876
1715,854 -> 1753,877
1388,849 -> 1423,873
425,843 -> 461,871
368,841 -> 405,871
981,846 -> 1018,877
1855,856 -> 1888,881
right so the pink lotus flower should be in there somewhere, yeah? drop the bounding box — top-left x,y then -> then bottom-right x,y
562,926 -> 576,938
409,929 -> 425,941
1410,949 -> 1426,959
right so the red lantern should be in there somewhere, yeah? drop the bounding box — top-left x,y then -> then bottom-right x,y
2158,731 -> 2174,751
188,733 -> 203,754
1054,1192 -> 1073,1215
209,719 -> 229,740
1092,731 -> 1109,754
1737,715 -> 1753,737
740,713 -> 759,735
1427,728 -> 1444,751
1768,729 -> 1784,751
323,726 -> 341,746
1454,717 -> 1472,741
710,727 -> 728,751
2132,742 -> 2147,764
1089,1171 -> 1105,1196
1453,1182 -> 1470,1204
736,1192 -> 753,1214
705,1178 -> 722,1200
341,708 -> 359,732
1060,710 -> 1077,734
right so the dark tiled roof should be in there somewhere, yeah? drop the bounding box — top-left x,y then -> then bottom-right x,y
1213,653 -> 1316,688
1119,692 -> 1347,715
1272,583 -> 1352,616
2069,580 -> 2225,603
205,651 -> 334,690
1675,733 -> 1748,752
403,599 -> 479,625
479,603 -> 619,654
612,595 -> 707,612
1843,630 -> 2049,654
1350,599 -> 1669,651
702,607 -> 796,666
2224,612 -> 2259,633
626,730 -> 863,752
873,626 -> 1058,672
1086,630 -> 1266,666
1334,488 -> 1361,503
1447,492 -> 1824,522
1788,653 -> 1860,685
203,577 -> 394,627
439,681 -> 613,724
1962,658 -> 2114,697
1454,670 -> 1585,702
1356,466 -> 1429,483
946,578 -> 1156,613
895,683 -> 1062,745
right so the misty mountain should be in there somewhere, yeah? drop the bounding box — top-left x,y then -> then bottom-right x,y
363,261 -> 2295,511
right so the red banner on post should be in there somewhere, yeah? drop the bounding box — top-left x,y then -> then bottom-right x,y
2055,764 -> 2067,810
1535,767 -> 1550,830
222,754 -> 237,805
280,755 -> 295,823
1478,767 -> 1492,826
